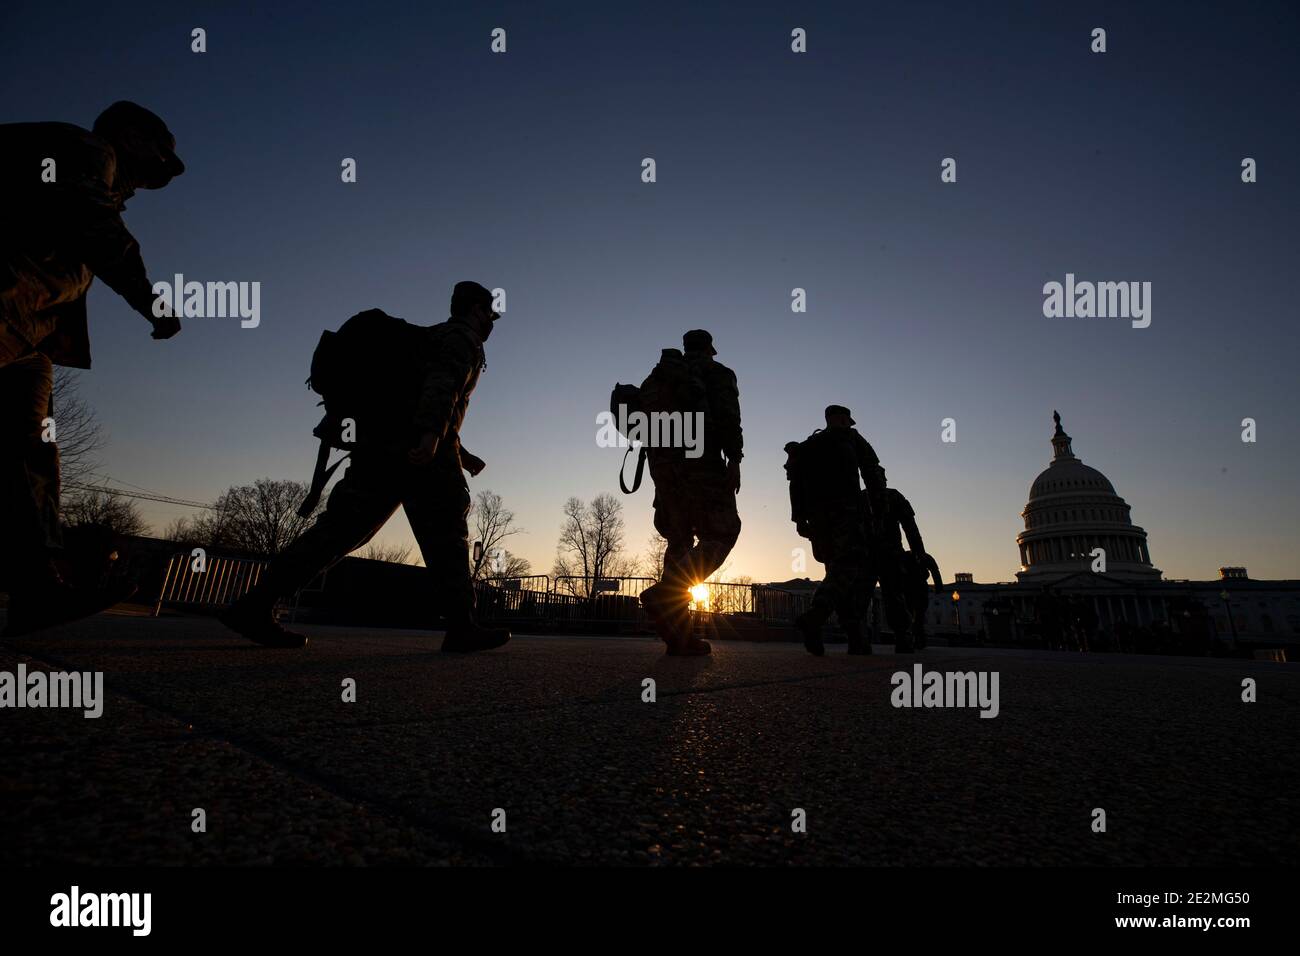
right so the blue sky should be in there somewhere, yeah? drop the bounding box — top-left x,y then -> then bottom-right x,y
4,0 -> 1297,582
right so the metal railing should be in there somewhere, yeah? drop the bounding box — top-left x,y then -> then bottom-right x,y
551,575 -> 655,599
473,575 -> 810,628
480,575 -> 652,625
696,582 -> 812,623
751,585 -> 811,624
153,552 -> 269,616
475,573 -> 550,593
473,578 -> 564,621
697,581 -> 756,615
153,557 -> 809,633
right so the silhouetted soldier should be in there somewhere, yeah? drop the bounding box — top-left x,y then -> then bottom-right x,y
0,102 -> 184,637
220,281 -> 510,652
873,487 -> 938,653
639,330 -> 742,656
786,405 -> 887,655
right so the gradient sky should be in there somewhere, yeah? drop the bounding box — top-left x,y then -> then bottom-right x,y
4,0 -> 1298,584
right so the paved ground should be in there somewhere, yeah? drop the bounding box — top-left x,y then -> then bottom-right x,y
1,612 -> 1296,866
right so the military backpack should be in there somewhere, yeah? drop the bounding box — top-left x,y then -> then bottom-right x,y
784,429 -> 846,528
297,308 -> 435,515
609,348 -> 710,493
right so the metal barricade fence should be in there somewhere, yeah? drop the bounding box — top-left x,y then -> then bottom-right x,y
479,574 -> 550,593
473,576 -> 554,620
750,585 -> 811,625
155,557 -> 808,632
153,552 -> 269,616
549,575 -> 654,623
698,581 -> 755,616
689,582 -> 811,623
551,576 -> 654,599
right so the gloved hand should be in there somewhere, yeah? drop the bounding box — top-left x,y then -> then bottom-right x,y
149,314 -> 181,339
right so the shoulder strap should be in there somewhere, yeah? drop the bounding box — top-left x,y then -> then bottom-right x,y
298,437 -> 349,517
619,445 -> 648,494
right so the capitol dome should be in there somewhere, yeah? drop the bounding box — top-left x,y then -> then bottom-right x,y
1016,412 -> 1160,582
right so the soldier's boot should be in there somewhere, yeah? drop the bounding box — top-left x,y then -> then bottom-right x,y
641,582 -> 692,652
2,563 -> 137,639
639,582 -> 675,612
844,620 -> 871,656
795,609 -> 826,657
658,605 -> 711,655
220,591 -> 309,649
913,627 -> 928,651
665,608 -> 711,656
894,630 -> 916,654
667,635 -> 712,656
639,582 -> 669,641
441,612 -> 511,653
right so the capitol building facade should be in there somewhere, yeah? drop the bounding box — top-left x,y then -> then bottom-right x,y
916,413 -> 1299,654
1015,413 -> 1158,582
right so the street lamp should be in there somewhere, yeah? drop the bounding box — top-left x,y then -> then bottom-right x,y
1219,589 -> 1239,646
952,590 -> 962,640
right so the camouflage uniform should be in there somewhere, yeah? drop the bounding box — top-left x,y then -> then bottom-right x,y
809,501 -> 872,626
797,426 -> 887,633
897,550 -> 937,646
868,487 -> 920,645
0,352 -> 59,589
648,352 -> 742,591
0,117 -> 177,589
245,316 -> 486,622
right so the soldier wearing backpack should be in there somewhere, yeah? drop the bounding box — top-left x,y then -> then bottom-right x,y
784,405 -> 890,656
220,281 -> 509,652
637,330 -> 742,656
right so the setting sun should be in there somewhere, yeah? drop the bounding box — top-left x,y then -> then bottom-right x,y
689,584 -> 710,609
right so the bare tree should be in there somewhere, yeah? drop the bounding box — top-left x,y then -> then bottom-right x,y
551,493 -> 637,596
469,490 -> 530,582
199,478 -> 319,556
355,541 -> 415,564
483,549 -> 532,581
62,489 -> 148,537
640,531 -> 668,579
161,516 -> 200,544
51,368 -> 103,486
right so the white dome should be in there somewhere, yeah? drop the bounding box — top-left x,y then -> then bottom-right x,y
1029,460 -> 1115,499
1016,413 -> 1159,582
